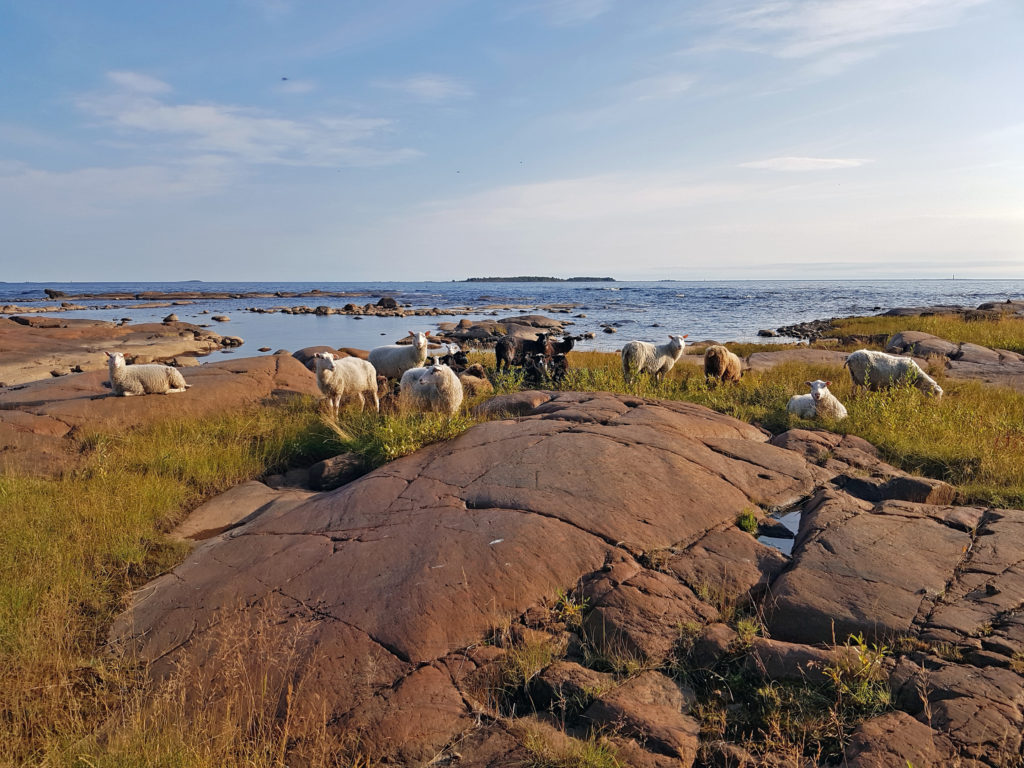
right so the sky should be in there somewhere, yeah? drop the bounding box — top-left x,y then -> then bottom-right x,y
1,0 -> 1022,282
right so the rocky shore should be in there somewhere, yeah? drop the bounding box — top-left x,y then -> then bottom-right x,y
4,303 -> 1024,766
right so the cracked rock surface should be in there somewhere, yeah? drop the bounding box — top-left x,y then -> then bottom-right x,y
109,391 -> 1024,766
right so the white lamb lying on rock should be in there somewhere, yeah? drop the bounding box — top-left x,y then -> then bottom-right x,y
621,334 -> 689,383
787,379 -> 848,420
106,351 -> 190,396
399,363 -> 463,415
845,349 -> 943,398
313,352 -> 379,415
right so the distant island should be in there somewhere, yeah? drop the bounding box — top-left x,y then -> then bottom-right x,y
461,276 -> 615,283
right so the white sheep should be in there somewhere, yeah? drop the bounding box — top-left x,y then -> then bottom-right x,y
787,380 -> 848,420
368,331 -> 431,380
399,363 -> 464,414
845,349 -> 943,398
105,351 -> 190,396
621,334 -> 689,383
313,352 -> 379,415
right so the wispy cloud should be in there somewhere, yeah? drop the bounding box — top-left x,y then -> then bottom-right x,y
724,0 -> 990,58
374,74 -> 474,102
0,156 -> 235,216
740,156 -> 871,171
77,71 -> 419,167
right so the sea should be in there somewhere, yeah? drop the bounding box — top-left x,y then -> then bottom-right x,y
3,280 -> 1023,355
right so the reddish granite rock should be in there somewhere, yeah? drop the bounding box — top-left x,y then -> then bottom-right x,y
844,711 -> 958,768
0,355 -> 319,475
583,671 -> 699,762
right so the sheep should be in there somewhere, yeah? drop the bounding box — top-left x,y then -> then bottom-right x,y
369,331 -> 431,380
547,334 -> 580,356
844,349 -> 944,398
495,331 -> 551,372
787,379 -> 848,421
458,363 -> 493,397
399,363 -> 464,414
435,343 -> 469,372
550,353 -> 569,384
523,353 -> 550,385
621,334 -> 689,383
313,352 -> 379,415
105,351 -> 190,396
704,344 -> 743,383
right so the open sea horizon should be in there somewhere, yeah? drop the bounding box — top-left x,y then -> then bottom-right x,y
3,279 -> 1023,355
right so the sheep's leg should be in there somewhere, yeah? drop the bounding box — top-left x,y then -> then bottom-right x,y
371,389 -> 380,413
356,392 -> 365,412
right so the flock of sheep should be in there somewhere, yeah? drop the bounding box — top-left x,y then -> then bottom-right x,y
104,329 -> 945,423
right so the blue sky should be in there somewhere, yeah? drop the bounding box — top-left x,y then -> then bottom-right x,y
1,0 -> 1022,281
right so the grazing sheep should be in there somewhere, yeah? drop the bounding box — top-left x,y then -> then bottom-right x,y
495,332 -> 551,372
313,352 -> 379,415
458,363 -> 493,397
550,353 -> 569,384
845,349 -> 943,398
787,380 -> 848,420
399,363 -> 464,414
435,343 -> 469,372
621,334 -> 689,382
369,331 -> 431,380
105,351 -> 190,396
523,353 -> 550,385
704,345 -> 742,383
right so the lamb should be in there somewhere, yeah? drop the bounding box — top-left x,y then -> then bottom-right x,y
458,363 -> 493,397
621,334 -> 689,382
399,363 -> 464,414
704,344 -> 742,383
313,352 -> 379,415
369,331 -> 431,380
547,334 -> 580,356
550,353 -> 569,384
435,343 -> 469,372
844,349 -> 944,398
523,352 -> 550,385
105,351 -> 190,396
495,332 -> 551,372
787,379 -> 848,420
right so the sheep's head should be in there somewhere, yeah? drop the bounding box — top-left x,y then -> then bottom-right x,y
668,334 -> 689,353
408,331 -> 429,350
806,380 -> 832,402
105,351 -> 126,367
313,351 -> 337,371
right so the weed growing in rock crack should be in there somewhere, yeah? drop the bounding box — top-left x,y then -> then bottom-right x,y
554,590 -> 589,631
517,723 -> 622,768
736,508 -> 759,534
492,630 -> 567,713
323,409 -> 477,468
638,547 -> 673,572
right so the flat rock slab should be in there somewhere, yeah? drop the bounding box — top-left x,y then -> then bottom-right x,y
0,315 -> 232,386
110,392 -> 823,762
767,489 -> 1024,650
171,481 -> 314,541
744,348 -> 850,372
0,354 -> 319,475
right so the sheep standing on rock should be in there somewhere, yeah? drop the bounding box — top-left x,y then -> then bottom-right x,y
399,363 -> 464,414
845,349 -> 943,398
787,380 -> 848,420
704,345 -> 743,383
313,352 -> 379,415
621,334 -> 688,383
369,331 -> 430,380
105,351 -> 190,396
495,332 -> 551,372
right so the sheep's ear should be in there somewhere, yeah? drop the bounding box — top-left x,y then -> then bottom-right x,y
424,330 -> 431,336
805,381 -> 814,387
825,380 -> 832,387
682,334 -> 689,339
408,330 -> 415,337
104,351 -> 112,358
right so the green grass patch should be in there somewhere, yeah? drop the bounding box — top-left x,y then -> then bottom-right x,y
0,396 -> 336,766
324,408 -> 478,468
831,312 -> 1024,353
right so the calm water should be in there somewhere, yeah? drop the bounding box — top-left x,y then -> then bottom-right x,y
3,280 -> 1023,355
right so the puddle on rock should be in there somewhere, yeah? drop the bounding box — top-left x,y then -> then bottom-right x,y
757,508 -> 801,556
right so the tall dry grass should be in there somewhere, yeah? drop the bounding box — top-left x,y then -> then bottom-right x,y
831,312 -> 1024,353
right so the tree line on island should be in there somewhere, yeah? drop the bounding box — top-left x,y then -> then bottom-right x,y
459,276 -> 615,282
